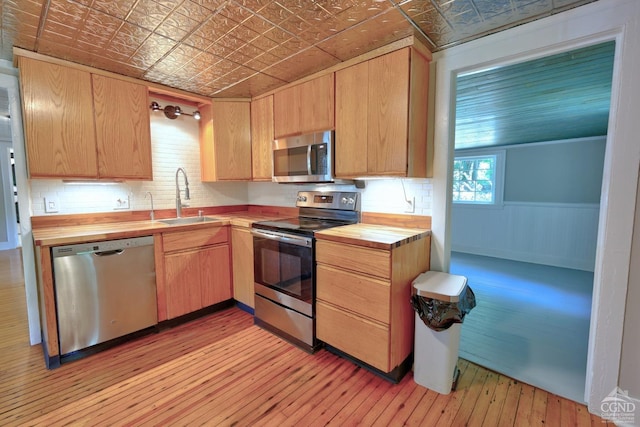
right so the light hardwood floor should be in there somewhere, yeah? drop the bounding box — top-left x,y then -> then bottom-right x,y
0,249 -> 611,426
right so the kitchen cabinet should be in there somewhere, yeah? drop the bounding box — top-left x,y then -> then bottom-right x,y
250,96 -> 274,181
231,226 -> 255,308
92,74 -> 153,180
316,235 -> 430,376
160,226 -> 232,320
200,101 -> 252,181
273,73 -> 334,138
335,47 -> 431,178
18,57 -> 152,180
18,57 -> 98,178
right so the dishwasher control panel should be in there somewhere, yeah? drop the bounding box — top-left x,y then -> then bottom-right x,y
52,235 -> 154,258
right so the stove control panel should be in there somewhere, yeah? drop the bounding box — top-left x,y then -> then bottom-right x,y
296,191 -> 359,210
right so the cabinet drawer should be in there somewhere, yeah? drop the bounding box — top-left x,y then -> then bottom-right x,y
317,301 -> 390,372
316,240 -> 390,279
317,264 -> 390,324
162,226 -> 229,252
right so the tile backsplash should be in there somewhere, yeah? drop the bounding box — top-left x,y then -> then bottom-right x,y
28,97 -> 432,217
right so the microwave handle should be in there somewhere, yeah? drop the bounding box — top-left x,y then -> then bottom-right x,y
307,144 -> 312,175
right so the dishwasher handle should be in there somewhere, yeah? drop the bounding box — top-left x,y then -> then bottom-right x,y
93,249 -> 125,257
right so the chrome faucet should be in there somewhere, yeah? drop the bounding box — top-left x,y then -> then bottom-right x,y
145,191 -> 155,221
175,167 -> 190,218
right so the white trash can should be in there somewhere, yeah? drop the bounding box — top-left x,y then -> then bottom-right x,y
412,271 -> 468,394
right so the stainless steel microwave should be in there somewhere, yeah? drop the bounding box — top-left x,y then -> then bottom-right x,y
272,131 -> 334,183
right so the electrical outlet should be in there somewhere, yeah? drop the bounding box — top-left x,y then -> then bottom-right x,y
114,196 -> 130,210
44,196 -> 60,213
405,196 -> 415,213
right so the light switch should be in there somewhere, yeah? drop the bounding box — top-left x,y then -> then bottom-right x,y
44,196 -> 59,213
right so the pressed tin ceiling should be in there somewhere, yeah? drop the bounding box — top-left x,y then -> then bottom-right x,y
1,0 -> 598,98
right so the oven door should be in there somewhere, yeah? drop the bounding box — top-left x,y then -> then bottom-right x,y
252,229 -> 314,317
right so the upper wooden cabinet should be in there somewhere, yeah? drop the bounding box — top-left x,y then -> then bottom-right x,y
273,73 -> 334,138
92,75 -> 152,180
335,47 -> 431,178
18,57 -> 153,180
18,58 -> 98,178
250,96 -> 274,181
200,101 -> 252,181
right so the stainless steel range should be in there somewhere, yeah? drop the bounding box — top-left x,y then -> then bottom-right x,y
251,191 -> 359,352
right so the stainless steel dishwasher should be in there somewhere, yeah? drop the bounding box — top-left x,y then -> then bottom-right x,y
52,235 -> 157,356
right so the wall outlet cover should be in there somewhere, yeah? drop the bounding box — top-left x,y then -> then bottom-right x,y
44,196 -> 59,213
114,196 -> 130,210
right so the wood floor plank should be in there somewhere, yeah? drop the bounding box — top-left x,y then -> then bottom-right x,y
0,249 -> 611,427
466,368 -> 500,426
481,373 -> 511,426
371,375 -> 421,427
513,382 -> 536,427
560,397 -> 578,426
546,393 -> 563,426
530,387 -> 549,426
450,363 -> 490,426
434,360 -> 479,426
498,378 -> 523,426
325,374 -> 391,426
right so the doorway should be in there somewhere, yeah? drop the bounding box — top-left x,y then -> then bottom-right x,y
1,86 -> 19,250
449,42 -> 614,403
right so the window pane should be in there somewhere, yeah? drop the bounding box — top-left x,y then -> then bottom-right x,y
452,155 -> 497,204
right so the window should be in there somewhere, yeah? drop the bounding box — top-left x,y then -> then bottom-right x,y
453,151 -> 504,205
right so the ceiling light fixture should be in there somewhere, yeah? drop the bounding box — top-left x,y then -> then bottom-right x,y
149,101 -> 200,120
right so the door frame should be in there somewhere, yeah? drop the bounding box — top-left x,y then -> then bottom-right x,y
430,0 -> 640,415
0,139 -> 18,250
0,64 -> 40,345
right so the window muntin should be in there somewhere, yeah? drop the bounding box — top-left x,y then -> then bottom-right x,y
453,155 -> 498,204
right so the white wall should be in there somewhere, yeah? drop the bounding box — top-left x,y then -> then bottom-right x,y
452,137 -> 604,271
452,202 -> 599,271
431,0 -> 640,416
248,178 -> 432,217
619,170 -> 640,420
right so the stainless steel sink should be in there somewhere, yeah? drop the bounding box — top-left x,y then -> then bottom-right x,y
158,216 -> 219,225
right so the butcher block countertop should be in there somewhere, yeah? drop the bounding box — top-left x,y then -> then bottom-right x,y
32,213 -> 282,247
315,223 -> 431,250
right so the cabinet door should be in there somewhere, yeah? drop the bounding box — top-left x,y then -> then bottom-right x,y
368,48 -> 410,175
92,74 -> 152,180
250,96 -> 274,181
164,250 -> 203,319
211,101 -> 252,180
273,74 -> 335,138
201,244 -> 232,307
231,227 -> 254,308
273,84 -> 300,138
317,300 -> 390,372
299,73 -> 334,134
18,57 -> 98,178
317,264 -> 390,323
335,62 -> 369,177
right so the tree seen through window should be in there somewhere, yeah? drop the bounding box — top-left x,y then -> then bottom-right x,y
453,155 -> 496,203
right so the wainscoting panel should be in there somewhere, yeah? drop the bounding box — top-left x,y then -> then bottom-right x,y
451,202 -> 599,271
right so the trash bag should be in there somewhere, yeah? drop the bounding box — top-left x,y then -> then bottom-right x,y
411,286 -> 476,331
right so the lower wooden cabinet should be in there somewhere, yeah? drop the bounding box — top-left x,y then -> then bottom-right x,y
231,226 -> 254,308
316,237 -> 430,374
160,226 -> 232,320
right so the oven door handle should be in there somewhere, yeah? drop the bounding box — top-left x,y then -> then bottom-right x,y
251,229 -> 312,248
